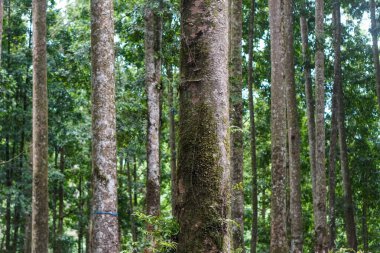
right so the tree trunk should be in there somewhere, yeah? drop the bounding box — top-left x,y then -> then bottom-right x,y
370,0 -> 380,109
57,147 -> 65,253
268,0 -> 291,252
167,64 -> 177,218
328,93 -> 338,251
361,196 -> 368,253
78,174 -> 83,253
132,158 -> 138,244
313,0 -> 328,251
285,2 -> 303,251
52,148 -> 59,253
127,161 -> 137,253
0,0 -> 3,65
31,0 -> 49,251
145,0 -> 162,218
89,0 -> 119,251
333,2 -> 358,249
177,0 -> 230,251
229,0 -> 244,251
248,1 -> 257,252
23,213 -> 32,253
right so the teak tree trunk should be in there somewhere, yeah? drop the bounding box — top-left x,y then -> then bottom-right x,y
229,0 -> 244,251
333,2 -> 358,249
177,0 -> 231,251
370,0 -> 380,109
89,0 -> 119,251
31,0 -> 49,251
313,0 -> 328,251
268,0 -> 290,252
285,2 -> 303,251
145,0 -> 162,219
247,0 -> 258,252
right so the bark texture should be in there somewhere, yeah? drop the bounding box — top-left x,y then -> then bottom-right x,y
90,0 -> 119,251
269,0 -> 289,252
328,93 -> 338,251
229,0 -> 244,251
333,2 -> 358,249
313,0 -> 328,251
247,1 -> 257,252
370,0 -> 380,109
145,0 -> 162,219
31,0 -> 49,251
177,0 -> 230,251
285,1 -> 303,251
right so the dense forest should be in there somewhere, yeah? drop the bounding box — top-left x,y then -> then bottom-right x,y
0,0 -> 379,252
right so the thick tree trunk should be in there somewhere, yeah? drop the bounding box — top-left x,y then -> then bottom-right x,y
167,64 -> 177,218
370,0 -> 380,109
145,0 -> 162,219
313,0 -> 328,251
31,0 -> 49,251
248,1 -> 257,253
269,1 -> 292,252
333,2 -> 358,249
285,2 -> 303,251
177,0 -> 230,251
328,95 -> 338,251
89,0 -> 119,251
229,0 -> 244,251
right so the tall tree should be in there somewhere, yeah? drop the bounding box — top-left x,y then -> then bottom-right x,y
0,0 -> 3,64
89,0 -> 119,251
31,0 -> 49,251
285,1 -> 303,251
176,0 -> 230,251
370,0 -> 380,109
333,2 -> 358,249
247,0 -> 258,252
268,0 -> 290,252
145,0 -> 162,220
313,0 -> 328,251
229,0 -> 244,251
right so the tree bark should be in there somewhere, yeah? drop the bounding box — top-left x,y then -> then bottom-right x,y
31,0 -> 49,251
285,2 -> 303,251
89,0 -> 119,251
177,0 -> 230,251
248,1 -> 257,253
229,0 -> 244,251
333,2 -> 358,250
167,64 -> 177,218
145,0 -> 162,219
370,0 -> 380,109
328,93 -> 338,251
132,158 -> 138,244
268,0 -> 291,252
0,0 -> 3,65
313,0 -> 328,251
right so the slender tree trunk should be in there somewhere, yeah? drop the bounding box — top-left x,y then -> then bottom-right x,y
268,0 -> 291,252
145,0 -> 162,217
23,213 -> 32,253
361,196 -> 368,253
177,0 -> 230,251
31,0 -> 49,251
370,0 -> 380,109
285,2 -> 303,251
132,158 -> 138,244
56,147 -> 65,253
89,0 -> 119,251
229,0 -> 244,251
248,1 -> 257,252
328,94 -> 338,251
78,174 -> 83,253
0,0 -> 3,64
52,148 -> 59,253
333,2 -> 358,249
127,161 -> 137,253
313,0 -> 328,251
167,64 -> 177,218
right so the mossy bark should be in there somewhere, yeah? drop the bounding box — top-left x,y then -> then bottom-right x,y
31,0 -> 49,251
177,0 -> 230,252
90,0 -> 119,251
229,0 -> 244,251
314,0 -> 328,251
268,0 -> 290,252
